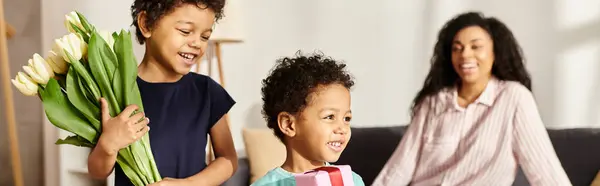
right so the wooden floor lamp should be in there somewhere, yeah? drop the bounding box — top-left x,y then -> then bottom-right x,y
199,39 -> 242,163
198,0 -> 244,164
0,0 -> 24,186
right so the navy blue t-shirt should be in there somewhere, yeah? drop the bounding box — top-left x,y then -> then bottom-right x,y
113,72 -> 235,186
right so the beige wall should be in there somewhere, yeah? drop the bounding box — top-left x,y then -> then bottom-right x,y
0,0 -> 43,186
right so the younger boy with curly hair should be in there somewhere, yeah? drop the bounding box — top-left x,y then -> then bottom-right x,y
251,51 -> 365,186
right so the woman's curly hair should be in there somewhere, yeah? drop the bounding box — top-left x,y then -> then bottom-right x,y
411,11 -> 532,117
261,51 -> 355,141
130,0 -> 226,44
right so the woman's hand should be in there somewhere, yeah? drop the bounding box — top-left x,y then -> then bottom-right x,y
147,178 -> 188,186
97,97 -> 150,155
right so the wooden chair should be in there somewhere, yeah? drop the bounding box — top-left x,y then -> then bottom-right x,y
1,0 -> 24,185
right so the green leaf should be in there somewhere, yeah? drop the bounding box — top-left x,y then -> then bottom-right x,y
87,32 -> 120,117
117,153 -> 146,186
112,30 -> 128,109
66,66 -> 101,131
55,135 -> 94,148
112,32 -> 119,49
130,141 -> 152,182
94,32 -> 118,79
120,148 -> 150,184
114,30 -> 144,110
39,79 -> 98,143
78,72 -> 98,106
141,134 -> 161,181
112,69 -> 123,106
70,23 -> 89,43
75,11 -> 94,35
65,53 -> 102,101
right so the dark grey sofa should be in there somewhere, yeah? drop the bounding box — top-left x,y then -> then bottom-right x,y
222,126 -> 600,186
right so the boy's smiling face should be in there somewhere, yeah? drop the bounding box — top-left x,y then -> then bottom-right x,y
139,3 -> 215,75
282,83 -> 352,163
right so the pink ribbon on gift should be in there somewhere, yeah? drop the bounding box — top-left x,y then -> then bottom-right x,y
305,166 -> 345,186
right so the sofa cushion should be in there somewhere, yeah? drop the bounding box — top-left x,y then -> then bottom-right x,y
242,128 -> 287,184
221,158 -> 250,186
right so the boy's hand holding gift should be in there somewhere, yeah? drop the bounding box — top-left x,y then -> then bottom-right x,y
295,165 -> 355,186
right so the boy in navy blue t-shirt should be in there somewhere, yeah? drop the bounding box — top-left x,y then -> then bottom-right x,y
86,0 -> 238,185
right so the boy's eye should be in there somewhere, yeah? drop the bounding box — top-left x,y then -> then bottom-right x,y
178,29 -> 191,35
344,117 -> 352,122
324,115 -> 334,120
201,36 -> 210,41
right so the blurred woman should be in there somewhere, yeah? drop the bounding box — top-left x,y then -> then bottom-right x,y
373,12 -> 571,186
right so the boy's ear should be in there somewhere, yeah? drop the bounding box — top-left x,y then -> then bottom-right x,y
137,11 -> 152,39
277,112 -> 296,138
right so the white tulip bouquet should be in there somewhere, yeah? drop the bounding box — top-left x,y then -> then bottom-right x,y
11,11 -> 161,185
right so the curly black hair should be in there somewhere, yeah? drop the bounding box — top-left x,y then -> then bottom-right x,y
261,51 -> 355,141
411,11 -> 532,117
130,0 -> 226,44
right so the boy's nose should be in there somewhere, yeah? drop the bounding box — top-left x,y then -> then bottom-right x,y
188,39 -> 201,49
334,125 -> 350,135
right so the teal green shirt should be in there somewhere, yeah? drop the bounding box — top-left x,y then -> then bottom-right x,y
251,164 -> 365,186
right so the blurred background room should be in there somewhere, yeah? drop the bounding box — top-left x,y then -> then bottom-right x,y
0,0 -> 599,185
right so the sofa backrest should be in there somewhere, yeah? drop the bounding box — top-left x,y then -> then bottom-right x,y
547,128 -> 600,185
336,126 -> 600,186
337,126 -> 406,185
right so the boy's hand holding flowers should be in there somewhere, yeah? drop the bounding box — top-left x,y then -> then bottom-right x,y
97,98 -> 150,156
